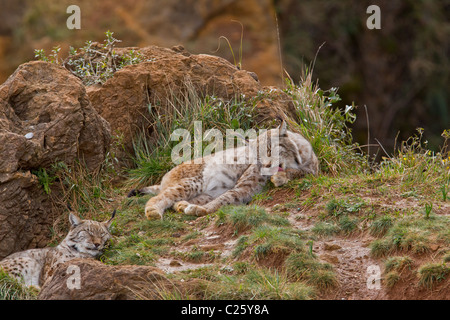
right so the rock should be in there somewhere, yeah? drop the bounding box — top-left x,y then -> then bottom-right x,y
169,260 -> 182,267
324,243 -> 342,251
0,171 -> 55,258
320,253 -> 339,264
0,61 -> 111,172
430,244 -> 439,251
38,259 -> 179,300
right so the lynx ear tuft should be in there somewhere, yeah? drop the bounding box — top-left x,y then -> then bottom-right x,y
104,209 -> 116,229
69,213 -> 82,227
279,120 -> 287,136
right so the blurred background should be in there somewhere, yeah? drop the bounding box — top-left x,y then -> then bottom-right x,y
0,0 -> 448,155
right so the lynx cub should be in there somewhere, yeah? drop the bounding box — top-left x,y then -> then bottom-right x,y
129,121 -> 318,219
0,210 -> 115,288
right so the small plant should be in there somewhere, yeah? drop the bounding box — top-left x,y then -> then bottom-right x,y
423,202 -> 433,219
284,78 -> 365,175
338,215 -> 358,234
0,270 -> 37,300
370,239 -> 392,258
34,48 -> 48,62
32,167 -> 55,195
369,215 -> 393,237
440,183 -> 449,201
326,198 -> 365,217
35,30 -> 143,85
213,20 -> 244,69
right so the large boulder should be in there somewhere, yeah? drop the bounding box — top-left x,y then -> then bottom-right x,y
0,61 -> 111,173
0,171 -> 55,258
38,259 -> 183,300
0,61 -> 111,258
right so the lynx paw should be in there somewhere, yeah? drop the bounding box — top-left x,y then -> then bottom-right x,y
174,201 -> 190,213
184,204 -> 208,217
145,206 -> 163,220
270,171 -> 289,187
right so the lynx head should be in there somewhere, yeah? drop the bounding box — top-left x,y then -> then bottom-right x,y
64,210 -> 116,258
258,121 -> 303,175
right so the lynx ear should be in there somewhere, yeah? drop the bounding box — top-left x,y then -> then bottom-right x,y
69,213 -> 82,227
279,120 -> 287,137
104,209 -> 116,229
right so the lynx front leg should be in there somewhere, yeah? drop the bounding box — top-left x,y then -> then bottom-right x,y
271,168 -> 310,187
270,171 -> 289,187
182,164 -> 268,217
173,194 -> 214,215
144,180 -> 201,219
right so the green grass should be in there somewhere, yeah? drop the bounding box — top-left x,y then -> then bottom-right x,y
0,270 -> 38,300
370,213 -> 450,257
370,215 -> 394,237
311,222 -> 340,237
285,252 -> 337,290
284,76 -> 365,176
418,262 -> 449,288
216,205 -> 289,234
200,266 -> 316,300
384,256 -> 414,273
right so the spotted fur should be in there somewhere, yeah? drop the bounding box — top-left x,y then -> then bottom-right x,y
0,211 -> 115,288
129,122 -> 318,219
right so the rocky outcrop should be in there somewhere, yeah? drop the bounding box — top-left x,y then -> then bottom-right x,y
0,61 -> 111,258
0,61 -> 110,173
38,259 -> 182,300
0,171 -> 54,259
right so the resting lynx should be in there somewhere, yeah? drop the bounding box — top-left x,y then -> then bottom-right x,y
128,121 -> 318,219
0,210 -> 115,288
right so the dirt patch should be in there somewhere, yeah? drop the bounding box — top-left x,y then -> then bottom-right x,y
313,236 -> 386,300
155,217 -> 240,274
155,257 -> 214,274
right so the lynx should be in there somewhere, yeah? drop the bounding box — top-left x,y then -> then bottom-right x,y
0,210 -> 115,288
128,121 -> 318,219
